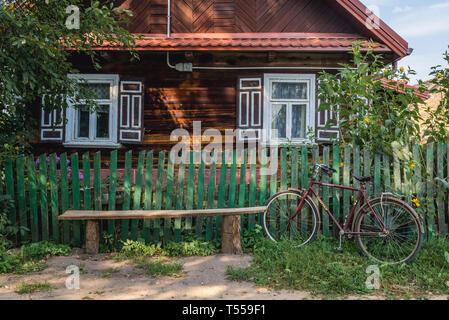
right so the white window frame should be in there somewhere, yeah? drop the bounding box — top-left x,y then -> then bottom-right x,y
263,74 -> 316,144
64,74 -> 120,148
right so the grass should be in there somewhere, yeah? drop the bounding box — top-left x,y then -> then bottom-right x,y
15,281 -> 54,295
225,235 -> 449,299
137,257 -> 184,278
0,241 -> 71,274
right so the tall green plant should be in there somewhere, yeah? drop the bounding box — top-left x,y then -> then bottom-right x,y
317,41 -> 438,158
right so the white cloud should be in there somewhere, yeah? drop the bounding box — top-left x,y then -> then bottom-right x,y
392,6 -> 412,13
430,2 -> 449,9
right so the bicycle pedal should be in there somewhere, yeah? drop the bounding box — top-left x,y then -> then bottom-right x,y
334,247 -> 343,252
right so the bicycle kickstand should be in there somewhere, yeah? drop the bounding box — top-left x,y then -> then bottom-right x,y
334,231 -> 344,252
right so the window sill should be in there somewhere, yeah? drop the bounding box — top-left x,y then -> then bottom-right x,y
63,142 -> 122,149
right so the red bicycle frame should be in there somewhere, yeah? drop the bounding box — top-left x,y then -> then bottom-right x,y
288,180 -> 387,236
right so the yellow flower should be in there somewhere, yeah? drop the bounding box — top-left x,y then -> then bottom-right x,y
24,177 -> 29,182
400,66 -> 405,73
14,146 -> 19,151
412,198 -> 420,207
383,69 -> 389,74
437,73 -> 443,79
46,181 -> 51,187
340,162 -> 344,168
9,3 -> 14,10
364,118 -> 370,124
408,162 -> 415,169
346,92 -> 351,96
359,77 -> 363,81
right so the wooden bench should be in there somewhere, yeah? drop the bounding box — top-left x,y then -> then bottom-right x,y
58,207 -> 267,255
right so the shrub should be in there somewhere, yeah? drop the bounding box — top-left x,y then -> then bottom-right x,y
20,241 -> 71,261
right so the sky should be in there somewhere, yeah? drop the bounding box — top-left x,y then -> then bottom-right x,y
361,0 -> 449,84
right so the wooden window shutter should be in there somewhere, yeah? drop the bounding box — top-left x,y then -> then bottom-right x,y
316,79 -> 339,143
236,77 -> 263,141
118,79 -> 145,144
39,108 -> 64,143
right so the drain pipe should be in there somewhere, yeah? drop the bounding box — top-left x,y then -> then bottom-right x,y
167,0 -> 171,38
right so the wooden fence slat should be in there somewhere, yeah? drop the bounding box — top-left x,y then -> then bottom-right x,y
300,146 -> 308,189
322,146 -> 330,236
353,146 -> 361,197
248,149 -> 257,231
382,154 -> 391,192
71,153 -> 81,246
5,158 -> 17,242
412,145 -> 427,239
374,154 -> 381,196
228,150 -> 237,208
131,151 -> 145,241
60,153 -> 70,244
15,156 -> 27,240
332,145 -> 341,230
280,149 -> 287,235
164,152 -> 175,242
363,148 -> 372,198
343,146 -> 351,226
259,149 -> 268,225
206,153 -> 217,241
426,143 -> 436,238
238,150 -> 248,236
107,151 -> 118,236
436,143 -> 447,236
94,152 -> 102,211
26,156 -> 39,242
82,153 -> 91,211
195,151 -> 205,238
393,157 -> 402,195
184,152 -> 195,233
174,153 -> 186,242
49,154 -> 59,242
121,151 -> 132,241
38,154 -> 49,241
153,150 -> 166,243
216,151 -> 228,238
143,150 -> 154,242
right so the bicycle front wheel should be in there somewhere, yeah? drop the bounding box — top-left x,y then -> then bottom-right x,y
354,197 -> 423,264
263,191 -> 320,246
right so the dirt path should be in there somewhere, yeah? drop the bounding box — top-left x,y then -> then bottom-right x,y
0,253 -> 446,300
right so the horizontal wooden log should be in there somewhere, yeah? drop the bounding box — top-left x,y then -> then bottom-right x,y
59,206 -> 267,221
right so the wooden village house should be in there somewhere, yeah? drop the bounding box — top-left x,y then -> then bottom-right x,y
34,0 -> 413,162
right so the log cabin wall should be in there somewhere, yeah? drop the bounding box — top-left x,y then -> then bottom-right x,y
114,0 -> 360,34
31,50 -> 355,165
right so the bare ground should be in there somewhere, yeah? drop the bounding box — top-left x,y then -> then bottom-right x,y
0,252 -> 447,300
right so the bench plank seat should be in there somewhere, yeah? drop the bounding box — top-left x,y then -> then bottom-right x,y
58,207 -> 267,221
58,207 -> 268,255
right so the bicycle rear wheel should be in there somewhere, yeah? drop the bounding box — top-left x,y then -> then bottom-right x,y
354,197 -> 423,264
263,191 -> 320,246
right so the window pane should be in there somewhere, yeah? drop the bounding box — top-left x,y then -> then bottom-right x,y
96,105 -> 110,139
271,104 -> 286,139
77,105 -> 90,138
81,83 -> 110,100
272,82 -> 307,100
292,104 -> 307,139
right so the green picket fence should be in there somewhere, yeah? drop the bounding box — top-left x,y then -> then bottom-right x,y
1,144 -> 448,247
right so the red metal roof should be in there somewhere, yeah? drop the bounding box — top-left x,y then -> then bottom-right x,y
380,79 -> 429,100
96,33 -> 391,52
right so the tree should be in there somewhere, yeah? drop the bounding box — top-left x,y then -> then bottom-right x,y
0,0 -> 139,161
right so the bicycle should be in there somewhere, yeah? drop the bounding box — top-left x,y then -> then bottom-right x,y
263,163 -> 424,264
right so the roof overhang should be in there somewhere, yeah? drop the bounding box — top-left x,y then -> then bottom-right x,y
92,32 -> 392,53
326,0 -> 409,58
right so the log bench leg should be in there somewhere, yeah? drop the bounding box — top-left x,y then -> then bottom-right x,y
221,215 -> 242,255
86,220 -> 100,255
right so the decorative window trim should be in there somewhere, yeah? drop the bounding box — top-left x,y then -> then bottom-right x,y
64,74 -> 121,148
263,73 -> 316,145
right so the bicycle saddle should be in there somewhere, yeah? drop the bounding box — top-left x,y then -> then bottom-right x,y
353,175 -> 374,183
